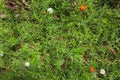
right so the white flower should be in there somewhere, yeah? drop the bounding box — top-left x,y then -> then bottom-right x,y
47,7 -> 54,14
0,51 -> 4,57
100,69 -> 106,75
0,53 -> 4,57
25,62 -> 30,67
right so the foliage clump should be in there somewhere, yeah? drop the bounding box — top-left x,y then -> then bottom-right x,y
3,0 -> 30,18
94,0 -> 120,9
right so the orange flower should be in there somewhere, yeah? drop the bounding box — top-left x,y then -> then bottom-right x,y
90,67 -> 95,72
80,5 -> 87,11
42,11 -> 46,15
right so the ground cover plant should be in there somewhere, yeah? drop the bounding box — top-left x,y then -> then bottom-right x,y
0,0 -> 120,80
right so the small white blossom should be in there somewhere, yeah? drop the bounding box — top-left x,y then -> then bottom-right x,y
100,69 -> 106,75
0,53 -> 4,57
25,62 -> 30,67
47,7 -> 54,14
